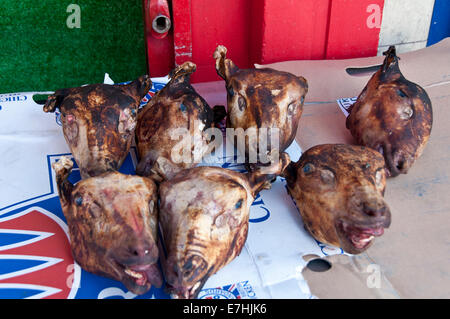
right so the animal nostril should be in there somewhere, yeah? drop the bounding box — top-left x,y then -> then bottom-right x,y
363,203 -> 386,217
130,245 -> 151,257
363,205 -> 387,218
393,152 -> 409,173
365,208 -> 377,217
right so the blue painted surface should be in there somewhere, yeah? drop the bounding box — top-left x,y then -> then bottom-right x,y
427,0 -> 450,46
0,233 -> 37,248
0,288 -> 44,299
0,259 -> 46,276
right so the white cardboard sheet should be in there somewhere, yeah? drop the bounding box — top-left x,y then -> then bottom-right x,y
0,77 -> 345,299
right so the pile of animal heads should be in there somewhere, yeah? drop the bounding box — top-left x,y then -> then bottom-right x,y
45,44 -> 432,298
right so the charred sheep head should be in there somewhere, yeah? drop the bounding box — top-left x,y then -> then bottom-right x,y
159,153 -> 290,298
214,45 -> 308,164
136,62 -> 226,182
52,156 -> 162,295
283,144 -> 391,254
346,46 -> 433,177
44,75 -> 152,179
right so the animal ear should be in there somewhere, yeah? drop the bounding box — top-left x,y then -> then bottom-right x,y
298,75 -> 309,91
169,61 -> 196,79
164,62 -> 197,92
383,45 -> 397,59
213,45 -> 239,81
380,45 -> 401,79
52,156 -> 74,207
247,152 -> 292,196
129,74 -> 153,99
43,92 -> 65,113
258,151 -> 291,176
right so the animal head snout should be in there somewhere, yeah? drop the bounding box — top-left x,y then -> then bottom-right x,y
123,240 -> 158,263
383,144 -> 413,177
348,187 -> 391,226
361,200 -> 389,219
392,151 -> 412,175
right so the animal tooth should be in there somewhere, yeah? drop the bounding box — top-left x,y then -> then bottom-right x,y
360,236 -> 374,243
125,268 -> 143,279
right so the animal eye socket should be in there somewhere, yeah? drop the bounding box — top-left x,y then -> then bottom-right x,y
374,169 -> 386,194
375,169 -> 383,186
235,199 -> 243,210
320,169 -> 335,184
397,89 -> 408,98
75,196 -> 83,206
302,163 -> 314,174
88,201 -> 102,218
237,95 -> 246,111
400,106 -> 414,119
288,101 -> 297,115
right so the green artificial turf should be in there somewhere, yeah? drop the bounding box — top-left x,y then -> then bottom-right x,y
0,1 -> 147,93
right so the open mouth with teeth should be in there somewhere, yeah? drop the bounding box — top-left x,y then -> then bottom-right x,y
166,280 -> 205,299
337,220 -> 388,253
124,264 -> 157,286
111,260 -> 163,294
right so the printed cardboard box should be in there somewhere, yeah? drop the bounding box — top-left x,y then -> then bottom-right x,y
0,76 -> 345,299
